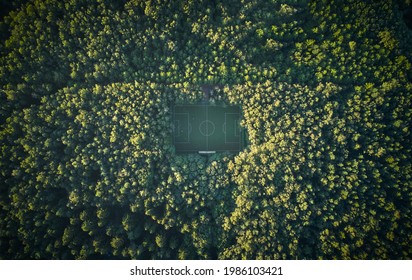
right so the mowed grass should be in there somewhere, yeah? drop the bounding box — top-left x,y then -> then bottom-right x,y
172,105 -> 245,153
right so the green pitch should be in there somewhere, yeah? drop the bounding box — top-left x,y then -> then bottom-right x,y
172,105 -> 245,153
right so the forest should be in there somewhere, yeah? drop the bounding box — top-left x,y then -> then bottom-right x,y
0,0 -> 411,259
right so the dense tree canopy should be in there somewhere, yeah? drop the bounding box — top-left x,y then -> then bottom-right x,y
1,0 -> 411,259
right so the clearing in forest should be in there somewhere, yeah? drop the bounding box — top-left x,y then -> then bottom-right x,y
172,105 -> 245,153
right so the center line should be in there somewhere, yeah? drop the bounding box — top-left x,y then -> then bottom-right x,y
206,105 -> 208,151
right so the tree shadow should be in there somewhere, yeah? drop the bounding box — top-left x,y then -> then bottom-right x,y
403,8 -> 412,30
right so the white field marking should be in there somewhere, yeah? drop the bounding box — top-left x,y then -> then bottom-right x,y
175,120 -> 180,137
199,120 -> 216,136
224,113 -> 240,144
174,113 -> 190,143
206,104 -> 208,150
234,119 -> 239,136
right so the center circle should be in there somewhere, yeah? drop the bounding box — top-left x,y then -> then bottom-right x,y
199,120 -> 215,136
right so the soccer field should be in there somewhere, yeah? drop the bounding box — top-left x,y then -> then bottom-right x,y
172,105 -> 245,153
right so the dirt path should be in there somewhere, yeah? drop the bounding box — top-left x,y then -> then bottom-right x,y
200,84 -> 224,102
